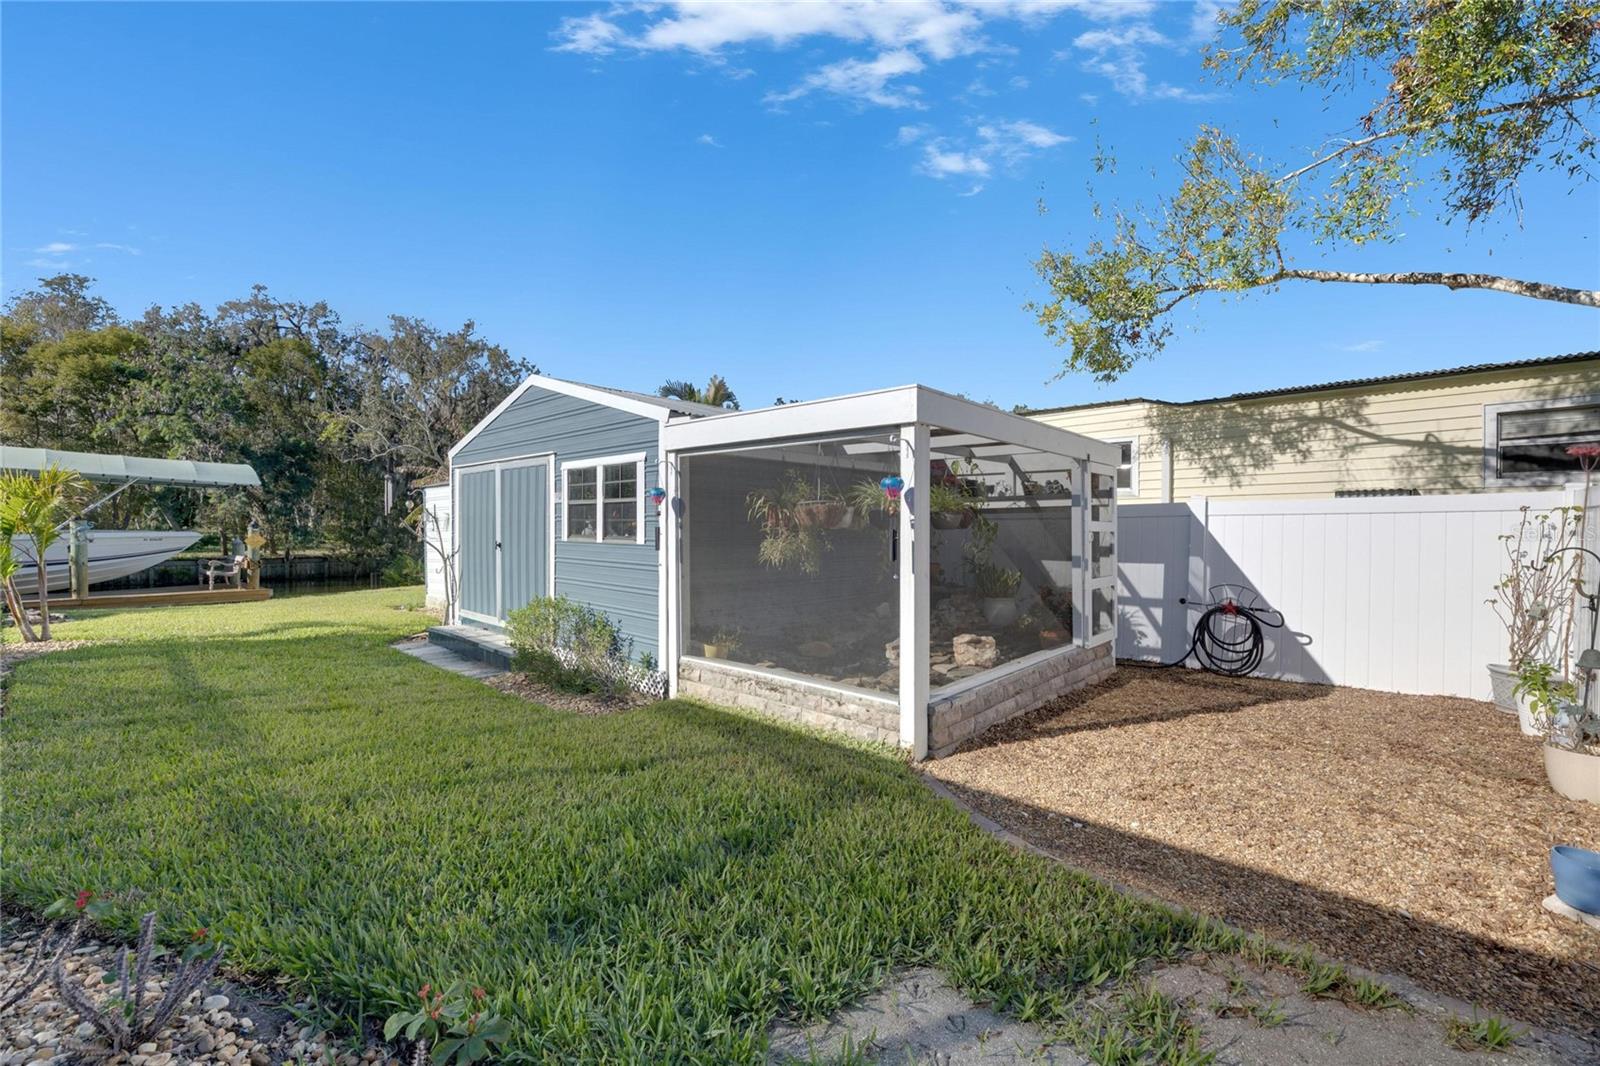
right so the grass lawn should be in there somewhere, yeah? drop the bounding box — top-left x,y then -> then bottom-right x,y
4,588 -> 1271,1062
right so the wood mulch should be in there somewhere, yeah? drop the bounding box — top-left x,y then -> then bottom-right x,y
924,665 -> 1600,1038
484,672 -> 650,715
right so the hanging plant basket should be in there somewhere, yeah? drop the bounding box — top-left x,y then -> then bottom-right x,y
868,509 -> 895,530
794,499 -> 847,529
931,509 -> 975,530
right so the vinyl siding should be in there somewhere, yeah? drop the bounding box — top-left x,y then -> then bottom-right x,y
1031,360 -> 1600,502
453,384 -> 661,661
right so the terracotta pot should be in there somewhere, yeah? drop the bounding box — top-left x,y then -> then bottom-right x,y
1486,663 -> 1518,712
1039,628 -> 1068,649
1544,743 -> 1600,804
794,500 -> 845,529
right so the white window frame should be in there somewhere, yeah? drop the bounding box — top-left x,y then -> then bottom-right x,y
560,451 -> 646,545
1483,394 -> 1600,488
1104,436 -> 1139,496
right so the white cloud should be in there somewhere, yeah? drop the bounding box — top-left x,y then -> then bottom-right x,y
1189,0 -> 1231,40
896,123 -> 932,145
1008,74 -> 1030,89
696,132 -> 724,147
27,258 -> 69,269
765,49 -> 927,109
1334,339 -> 1384,353
94,242 -> 141,255
1069,21 -> 1217,100
35,241 -> 77,254
555,1 -> 1151,109
920,145 -> 992,179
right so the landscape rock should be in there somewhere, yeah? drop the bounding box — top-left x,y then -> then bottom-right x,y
952,633 -> 997,668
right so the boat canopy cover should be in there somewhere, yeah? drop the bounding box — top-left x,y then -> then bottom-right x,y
0,447 -> 261,489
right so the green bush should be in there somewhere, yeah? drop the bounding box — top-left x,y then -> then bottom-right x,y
381,551 -> 424,587
506,596 -> 626,695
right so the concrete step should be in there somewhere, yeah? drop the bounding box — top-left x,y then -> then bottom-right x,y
427,624 -> 516,672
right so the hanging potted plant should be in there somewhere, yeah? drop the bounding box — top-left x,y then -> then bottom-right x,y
747,472 -> 830,574
1487,506 -> 1584,710
848,477 -> 899,530
929,481 -> 979,529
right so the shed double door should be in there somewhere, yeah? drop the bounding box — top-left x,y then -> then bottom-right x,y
458,458 -> 550,625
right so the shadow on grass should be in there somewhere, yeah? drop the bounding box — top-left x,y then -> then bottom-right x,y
928,777 -> 1600,1043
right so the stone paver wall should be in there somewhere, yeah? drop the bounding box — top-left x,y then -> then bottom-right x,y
926,643 -> 1112,757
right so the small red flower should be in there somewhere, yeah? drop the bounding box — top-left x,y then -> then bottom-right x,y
471,987 -> 486,1002
418,984 -> 432,1002
73,890 -> 93,911
1567,444 -> 1600,458
191,926 -> 209,942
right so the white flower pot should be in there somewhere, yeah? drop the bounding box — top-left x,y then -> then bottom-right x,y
1514,691 -> 1545,737
1487,663 -> 1518,712
1544,744 -> 1600,805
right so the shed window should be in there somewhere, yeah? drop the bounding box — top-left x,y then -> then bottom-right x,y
1484,396 -> 1600,486
562,453 -> 645,544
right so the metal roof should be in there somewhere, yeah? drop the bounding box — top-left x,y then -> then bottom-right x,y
0,447 -> 261,488
1021,350 -> 1600,416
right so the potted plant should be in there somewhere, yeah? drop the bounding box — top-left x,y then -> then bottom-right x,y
747,472 -> 830,573
929,481 -> 979,529
702,628 -> 741,659
1513,661 -> 1574,737
1487,506 -> 1585,710
975,563 -> 1022,625
1542,695 -> 1599,804
848,478 -> 896,530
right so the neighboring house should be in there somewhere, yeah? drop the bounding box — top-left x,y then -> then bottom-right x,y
1025,351 -> 1600,502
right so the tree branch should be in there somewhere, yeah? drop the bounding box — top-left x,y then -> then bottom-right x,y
1277,268 -> 1599,306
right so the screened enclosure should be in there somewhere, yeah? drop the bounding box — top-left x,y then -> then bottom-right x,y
663,386 -> 1120,757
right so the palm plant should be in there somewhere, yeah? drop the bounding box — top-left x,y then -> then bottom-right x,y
658,375 -> 739,410
1,467 -> 83,641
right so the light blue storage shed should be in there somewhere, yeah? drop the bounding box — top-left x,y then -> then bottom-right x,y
444,375 -> 723,661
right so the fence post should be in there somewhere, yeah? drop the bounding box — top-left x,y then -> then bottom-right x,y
1185,495 -> 1209,611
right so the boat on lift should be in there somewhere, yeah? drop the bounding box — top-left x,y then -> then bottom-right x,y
0,447 -> 260,596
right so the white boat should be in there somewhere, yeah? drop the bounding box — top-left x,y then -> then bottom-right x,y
11,530 -> 202,595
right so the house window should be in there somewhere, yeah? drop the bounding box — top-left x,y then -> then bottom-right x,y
1107,438 -> 1138,494
1484,396 -> 1600,486
562,453 -> 645,543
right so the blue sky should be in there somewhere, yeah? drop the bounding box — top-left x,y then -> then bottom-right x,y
4,1 -> 1597,411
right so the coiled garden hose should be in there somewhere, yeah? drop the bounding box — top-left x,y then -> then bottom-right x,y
1162,590 -> 1285,677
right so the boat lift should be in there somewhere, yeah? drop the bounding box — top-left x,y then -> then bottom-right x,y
0,446 -> 265,605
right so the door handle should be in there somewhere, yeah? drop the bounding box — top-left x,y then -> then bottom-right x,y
495,541 -> 502,550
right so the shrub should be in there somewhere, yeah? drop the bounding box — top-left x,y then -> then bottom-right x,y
382,551 -> 425,588
507,596 -> 627,696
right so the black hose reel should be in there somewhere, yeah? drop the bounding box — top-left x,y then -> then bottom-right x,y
1163,583 -> 1285,677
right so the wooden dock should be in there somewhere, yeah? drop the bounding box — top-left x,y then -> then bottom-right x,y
23,585 -> 273,610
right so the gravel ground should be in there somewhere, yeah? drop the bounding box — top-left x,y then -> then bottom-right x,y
0,914 -> 400,1066
924,665 -> 1600,1038
483,672 -> 650,715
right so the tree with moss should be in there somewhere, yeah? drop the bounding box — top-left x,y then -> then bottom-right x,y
1033,0 -> 1600,381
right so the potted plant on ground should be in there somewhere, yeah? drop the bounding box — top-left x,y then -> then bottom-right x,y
1513,661 -> 1575,738
702,628 -> 741,659
1486,505 -> 1584,710
1541,696 -> 1599,804
974,563 -> 1022,626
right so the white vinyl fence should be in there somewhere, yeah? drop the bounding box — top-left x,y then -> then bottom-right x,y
1117,486 -> 1596,702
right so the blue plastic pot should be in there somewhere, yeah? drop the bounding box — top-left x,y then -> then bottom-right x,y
1550,845 -> 1600,916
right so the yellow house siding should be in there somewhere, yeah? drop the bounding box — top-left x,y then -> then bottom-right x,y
1031,359 -> 1600,502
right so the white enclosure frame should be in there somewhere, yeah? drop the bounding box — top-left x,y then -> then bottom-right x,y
662,385 -> 1120,758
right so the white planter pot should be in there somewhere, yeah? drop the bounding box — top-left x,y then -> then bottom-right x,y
1514,691 -> 1545,737
1544,743 -> 1600,805
981,597 -> 1018,626
1487,663 -> 1518,712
